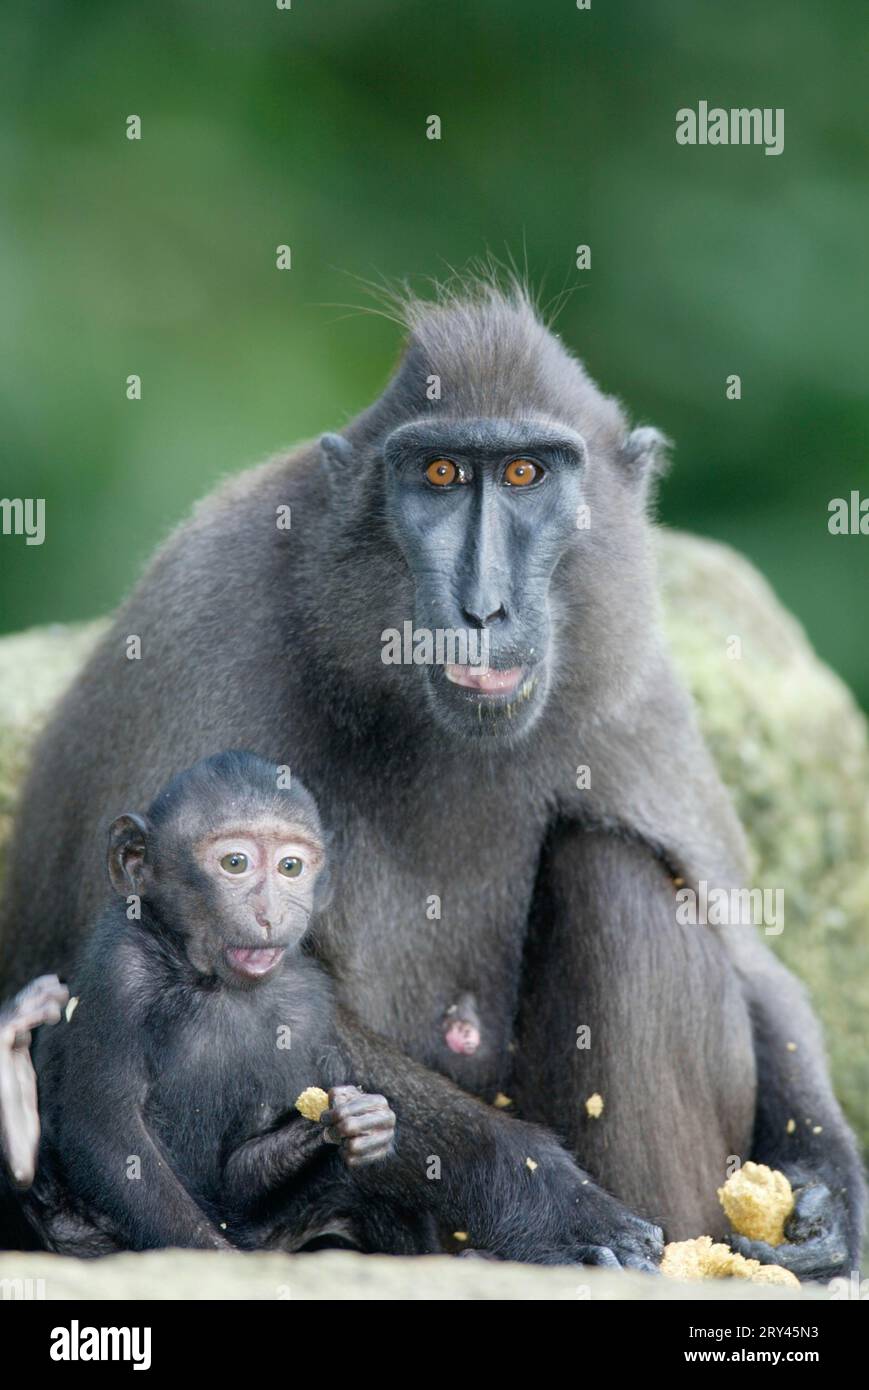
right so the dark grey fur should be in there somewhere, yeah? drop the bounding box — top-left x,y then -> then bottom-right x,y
1,279 -> 862,1272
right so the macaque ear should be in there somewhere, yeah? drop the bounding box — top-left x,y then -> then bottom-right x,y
320,433 -> 355,471
320,433 -> 357,501
620,426 -> 672,486
107,814 -> 151,897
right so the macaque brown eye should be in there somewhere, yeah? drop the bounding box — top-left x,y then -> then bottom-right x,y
503,458 -> 542,487
220,852 -> 248,874
425,458 -> 458,487
278,857 -> 304,878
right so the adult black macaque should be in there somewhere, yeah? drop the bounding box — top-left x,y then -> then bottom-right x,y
2,752 -> 633,1262
0,280 -> 862,1275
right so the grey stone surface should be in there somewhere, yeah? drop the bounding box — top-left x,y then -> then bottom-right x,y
0,1248 -> 828,1301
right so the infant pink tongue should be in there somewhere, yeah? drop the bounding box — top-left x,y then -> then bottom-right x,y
226,947 -> 284,977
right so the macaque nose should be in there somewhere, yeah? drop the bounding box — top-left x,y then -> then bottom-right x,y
461,603 -> 507,628
255,911 -> 276,937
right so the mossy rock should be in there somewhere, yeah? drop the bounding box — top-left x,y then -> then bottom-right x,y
0,532 -> 866,1152
657,531 -> 868,1151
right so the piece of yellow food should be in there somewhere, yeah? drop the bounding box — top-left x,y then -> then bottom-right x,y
661,1237 -> 734,1281
585,1092 -> 604,1119
746,1261 -> 801,1287
718,1162 -> 794,1247
661,1236 -> 798,1288
295,1086 -> 330,1122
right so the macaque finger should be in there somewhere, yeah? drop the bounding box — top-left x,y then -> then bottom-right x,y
323,1107 -> 395,1140
327,1084 -> 365,1105
784,1183 -> 831,1242
331,1102 -> 394,1128
0,1055 -> 39,1186
23,974 -> 68,1003
325,1090 -> 389,1117
1,977 -> 70,1046
574,1244 -> 621,1269
343,1131 -> 395,1166
321,1095 -> 394,1128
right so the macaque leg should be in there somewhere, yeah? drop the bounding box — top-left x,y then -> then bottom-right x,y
514,826 -> 757,1242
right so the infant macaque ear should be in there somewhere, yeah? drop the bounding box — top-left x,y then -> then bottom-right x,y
620,426 -> 672,486
107,813 -> 151,897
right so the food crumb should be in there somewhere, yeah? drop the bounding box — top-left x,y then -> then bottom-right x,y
65,997 -> 79,1022
525,1157 -> 538,1172
453,1231 -> 468,1242
493,1092 -> 512,1108
786,1119 -> 796,1134
661,1236 -> 798,1288
585,1092 -> 604,1119
718,1162 -> 794,1247
295,1086 -> 330,1122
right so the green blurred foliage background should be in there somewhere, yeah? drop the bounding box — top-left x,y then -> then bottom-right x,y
1,0 -> 867,705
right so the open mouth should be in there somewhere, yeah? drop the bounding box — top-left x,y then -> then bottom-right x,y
225,946 -> 286,979
444,664 -> 526,697
428,660 -> 544,732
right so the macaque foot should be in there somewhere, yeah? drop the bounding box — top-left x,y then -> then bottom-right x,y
729,1181 -> 851,1282
570,1187 -> 664,1273
0,974 -> 69,1187
322,1084 -> 396,1167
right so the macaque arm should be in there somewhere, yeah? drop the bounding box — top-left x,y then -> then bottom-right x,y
328,1009 -> 662,1268
732,940 -> 864,1277
223,1116 -> 326,1204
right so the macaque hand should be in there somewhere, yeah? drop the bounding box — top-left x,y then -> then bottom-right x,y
0,974 -> 69,1188
729,1179 -> 851,1282
321,1084 -> 396,1168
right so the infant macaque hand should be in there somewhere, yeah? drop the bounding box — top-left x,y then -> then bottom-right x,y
321,1084 -> 396,1168
0,974 -> 69,1188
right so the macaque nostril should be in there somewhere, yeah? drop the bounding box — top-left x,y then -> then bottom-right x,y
461,604 -> 506,628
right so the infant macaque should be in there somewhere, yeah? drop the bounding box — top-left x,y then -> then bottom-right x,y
0,752 -> 665,1267
0,752 -> 529,1255
1,754 -> 424,1254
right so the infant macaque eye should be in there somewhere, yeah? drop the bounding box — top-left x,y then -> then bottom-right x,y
278,856 -> 303,878
220,852 -> 248,874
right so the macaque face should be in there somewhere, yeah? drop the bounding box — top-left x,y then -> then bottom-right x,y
190,818 -> 325,986
382,417 -> 586,740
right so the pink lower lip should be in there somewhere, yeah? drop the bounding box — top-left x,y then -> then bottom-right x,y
445,664 -> 524,695
226,946 -> 285,977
